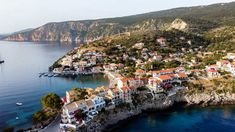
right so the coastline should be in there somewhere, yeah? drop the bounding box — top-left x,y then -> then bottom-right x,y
79,91 -> 235,132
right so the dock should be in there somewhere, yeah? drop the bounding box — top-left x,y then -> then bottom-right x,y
39,71 -> 101,78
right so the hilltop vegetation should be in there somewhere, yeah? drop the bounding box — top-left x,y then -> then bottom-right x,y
206,26 -> 235,52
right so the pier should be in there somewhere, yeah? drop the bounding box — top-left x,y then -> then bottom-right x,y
39,71 -> 101,78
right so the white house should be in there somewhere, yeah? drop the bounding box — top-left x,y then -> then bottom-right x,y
89,95 -> 106,111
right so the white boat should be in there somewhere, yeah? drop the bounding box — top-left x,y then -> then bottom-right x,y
16,102 -> 23,106
16,117 -> 19,120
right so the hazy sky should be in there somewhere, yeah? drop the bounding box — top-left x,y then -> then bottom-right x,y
0,0 -> 234,33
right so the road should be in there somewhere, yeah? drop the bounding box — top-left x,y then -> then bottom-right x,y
40,116 -> 61,132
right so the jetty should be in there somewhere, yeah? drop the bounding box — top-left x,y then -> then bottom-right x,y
39,71 -> 99,78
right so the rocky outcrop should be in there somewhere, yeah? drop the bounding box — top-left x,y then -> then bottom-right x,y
169,18 -> 188,31
185,91 -> 235,107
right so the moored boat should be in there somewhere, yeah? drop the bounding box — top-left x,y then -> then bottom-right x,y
16,102 -> 23,106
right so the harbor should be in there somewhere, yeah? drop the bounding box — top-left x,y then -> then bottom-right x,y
39,71 -> 101,78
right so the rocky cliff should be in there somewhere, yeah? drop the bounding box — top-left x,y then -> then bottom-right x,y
80,91 -> 235,132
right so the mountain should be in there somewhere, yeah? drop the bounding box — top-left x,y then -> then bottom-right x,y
3,2 -> 235,43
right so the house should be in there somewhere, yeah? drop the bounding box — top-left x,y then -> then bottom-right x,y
103,64 -> 112,71
92,66 -> 103,73
66,90 -> 76,103
152,69 -> 174,77
176,73 -> 188,81
89,95 -> 106,111
157,37 -> 166,47
117,78 -> 144,88
207,68 -> 220,78
227,62 -> 235,75
148,77 -> 161,88
225,53 -> 235,60
62,100 -> 88,124
110,87 -> 123,105
94,86 -> 109,97
153,55 -> 163,61
156,75 -> 173,84
85,99 -> 96,112
121,87 -> 132,103
135,69 -> 146,77
216,60 -> 230,70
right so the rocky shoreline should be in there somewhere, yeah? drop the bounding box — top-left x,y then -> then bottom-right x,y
79,91 -> 235,132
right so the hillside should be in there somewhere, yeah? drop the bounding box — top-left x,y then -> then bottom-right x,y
207,26 -> 235,52
3,2 -> 235,43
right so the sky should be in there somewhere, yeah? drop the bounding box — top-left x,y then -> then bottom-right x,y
0,0 -> 234,34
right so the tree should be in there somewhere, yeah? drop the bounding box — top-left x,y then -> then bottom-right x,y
32,110 -> 46,124
2,126 -> 14,132
41,93 -> 62,110
74,110 -> 86,121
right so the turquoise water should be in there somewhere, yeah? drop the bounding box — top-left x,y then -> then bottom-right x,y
0,41 -> 109,130
113,105 -> 235,132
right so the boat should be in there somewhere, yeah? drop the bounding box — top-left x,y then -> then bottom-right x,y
16,117 -> 19,120
0,54 -> 4,64
16,102 -> 23,106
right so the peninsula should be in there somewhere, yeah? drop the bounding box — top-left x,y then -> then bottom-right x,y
37,23 -> 235,131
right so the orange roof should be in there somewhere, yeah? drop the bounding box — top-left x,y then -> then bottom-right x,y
121,78 -> 134,82
177,73 -> 188,78
152,69 -> 174,74
129,86 -> 136,90
121,86 -> 130,92
111,88 -> 120,93
160,69 -> 174,73
136,69 -> 145,73
158,75 -> 172,81
152,70 -> 161,74
154,79 -> 161,84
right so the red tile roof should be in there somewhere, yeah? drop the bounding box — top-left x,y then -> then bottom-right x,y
158,75 -> 172,81
177,73 -> 188,78
121,86 -> 130,92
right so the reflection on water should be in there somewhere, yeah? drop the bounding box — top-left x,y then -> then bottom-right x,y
0,41 -> 109,130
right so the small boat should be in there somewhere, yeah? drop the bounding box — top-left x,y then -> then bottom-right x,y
0,55 -> 4,64
16,102 -> 23,106
16,117 -> 19,120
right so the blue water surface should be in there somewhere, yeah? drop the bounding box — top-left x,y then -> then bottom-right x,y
0,41 -> 109,130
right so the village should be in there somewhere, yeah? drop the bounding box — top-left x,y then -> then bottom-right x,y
54,37 -> 235,131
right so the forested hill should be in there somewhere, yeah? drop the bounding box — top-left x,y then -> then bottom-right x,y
2,2 -> 235,43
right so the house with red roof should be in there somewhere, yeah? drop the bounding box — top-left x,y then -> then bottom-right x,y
156,75 -> 174,84
121,87 -> 132,103
117,78 -> 144,88
135,69 -> 146,77
207,68 -> 220,78
110,87 -> 123,105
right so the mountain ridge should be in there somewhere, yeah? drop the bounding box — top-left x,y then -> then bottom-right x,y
3,1 -> 235,43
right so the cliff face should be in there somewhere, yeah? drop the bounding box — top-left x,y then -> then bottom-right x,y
2,19 -> 195,43
4,20 -> 161,43
4,21 -> 127,43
